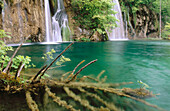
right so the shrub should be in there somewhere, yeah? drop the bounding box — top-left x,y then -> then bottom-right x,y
162,22 -> 170,40
71,0 -> 118,37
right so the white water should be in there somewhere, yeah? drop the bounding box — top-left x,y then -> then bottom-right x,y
107,0 -> 128,40
17,0 -> 24,41
45,0 -> 71,42
44,0 -> 53,42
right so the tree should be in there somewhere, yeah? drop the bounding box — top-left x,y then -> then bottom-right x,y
71,0 -> 118,39
120,0 -> 169,38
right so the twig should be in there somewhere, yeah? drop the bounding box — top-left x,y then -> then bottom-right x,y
59,71 -> 72,82
15,62 -> 23,80
65,60 -> 85,81
97,70 -> 105,81
31,65 -> 47,83
0,63 -> 2,73
72,60 -> 85,75
40,42 -> 74,79
79,76 -> 99,82
66,59 -> 97,83
3,35 -> 30,73
3,43 -> 23,73
6,61 -> 13,75
17,63 -> 25,77
0,55 -> 6,73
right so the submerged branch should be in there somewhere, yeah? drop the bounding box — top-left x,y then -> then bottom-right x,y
31,65 -> 47,83
63,87 -> 98,111
45,86 -> 77,111
66,59 -> 98,83
77,87 -> 118,111
40,42 -> 74,79
65,60 -> 85,82
25,91 -> 39,111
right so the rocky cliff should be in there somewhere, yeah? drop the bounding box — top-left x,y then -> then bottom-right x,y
0,0 -> 45,43
123,5 -> 159,39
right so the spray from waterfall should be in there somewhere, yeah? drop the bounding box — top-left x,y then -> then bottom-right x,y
107,0 -> 128,40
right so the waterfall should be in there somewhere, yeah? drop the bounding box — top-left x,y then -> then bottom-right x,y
17,0 -> 24,41
44,0 -> 53,42
61,14 -> 71,41
2,0 -> 13,43
107,0 -> 128,40
44,0 -> 71,42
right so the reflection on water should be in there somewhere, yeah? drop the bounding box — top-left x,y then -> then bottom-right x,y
12,41 -> 170,110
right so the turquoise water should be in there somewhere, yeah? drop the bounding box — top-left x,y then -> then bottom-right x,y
15,41 -> 170,110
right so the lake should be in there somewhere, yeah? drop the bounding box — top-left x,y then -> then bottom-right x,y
13,40 -> 170,110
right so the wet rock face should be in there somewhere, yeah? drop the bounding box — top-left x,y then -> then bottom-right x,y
0,0 -> 45,43
128,5 -> 159,38
135,5 -> 158,38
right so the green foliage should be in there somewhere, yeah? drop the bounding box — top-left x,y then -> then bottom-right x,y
80,37 -> 91,42
0,30 -> 35,72
0,30 -> 13,55
71,0 -> 118,35
121,0 -> 170,26
162,22 -> 170,39
42,49 -> 71,66
0,0 -> 3,8
1,55 -> 35,71
56,55 -> 71,66
61,26 -> 71,41
137,80 -> 150,89
42,49 -> 56,60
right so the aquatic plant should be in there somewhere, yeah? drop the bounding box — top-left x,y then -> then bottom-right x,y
137,80 -> 150,89
42,49 -> 71,66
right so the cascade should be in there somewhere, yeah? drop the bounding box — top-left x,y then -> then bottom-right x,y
61,14 -> 71,41
107,0 -> 128,40
2,0 -> 13,43
44,0 -> 53,42
17,0 -> 24,41
45,0 -> 71,42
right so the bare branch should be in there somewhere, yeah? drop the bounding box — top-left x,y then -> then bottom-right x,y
31,65 -> 47,83
3,43 -> 23,73
26,91 -> 39,111
3,35 -> 30,73
66,59 -> 97,83
17,63 -> 25,78
6,61 -> 13,75
40,42 -> 74,79
65,60 -> 85,81
15,62 -> 23,80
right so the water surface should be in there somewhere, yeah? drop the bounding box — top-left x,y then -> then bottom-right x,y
14,41 -> 170,110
